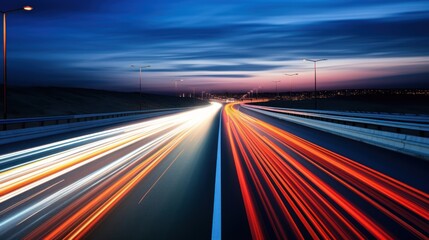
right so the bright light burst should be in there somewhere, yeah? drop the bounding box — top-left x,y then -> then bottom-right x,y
223,103 -> 429,239
0,103 -> 221,238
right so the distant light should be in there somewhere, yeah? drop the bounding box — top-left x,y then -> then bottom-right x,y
23,6 -> 33,11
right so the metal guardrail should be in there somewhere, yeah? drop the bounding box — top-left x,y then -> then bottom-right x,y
244,105 -> 429,137
243,105 -> 429,160
0,107 -> 194,131
262,106 -> 429,124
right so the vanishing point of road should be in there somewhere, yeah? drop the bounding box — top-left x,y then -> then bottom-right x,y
0,103 -> 428,239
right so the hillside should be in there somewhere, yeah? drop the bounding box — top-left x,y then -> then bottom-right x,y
1,87 -> 209,118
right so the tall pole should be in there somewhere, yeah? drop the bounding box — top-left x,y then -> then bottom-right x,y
276,82 -> 278,97
272,80 -> 280,98
291,75 -> 293,99
3,13 -> 7,119
139,66 -> 142,110
314,62 -> 316,109
175,79 -> 183,97
285,73 -> 298,100
1,6 -> 33,119
131,65 -> 150,110
303,58 -> 327,109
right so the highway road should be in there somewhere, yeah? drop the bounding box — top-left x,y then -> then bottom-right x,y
0,104 -> 221,239
222,103 -> 428,239
0,102 -> 428,239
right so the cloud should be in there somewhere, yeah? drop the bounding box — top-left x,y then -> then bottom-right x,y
179,74 -> 253,78
135,63 -> 281,73
322,71 -> 429,89
2,0 -> 117,15
3,0 -> 429,92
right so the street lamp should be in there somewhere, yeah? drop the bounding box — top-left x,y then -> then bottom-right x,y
174,79 -> 183,97
1,5 -> 33,119
272,80 -> 281,99
130,65 -> 150,110
303,58 -> 327,109
255,87 -> 259,99
285,73 -> 298,99
190,87 -> 196,98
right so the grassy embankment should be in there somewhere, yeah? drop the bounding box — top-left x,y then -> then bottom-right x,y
1,87 -> 208,118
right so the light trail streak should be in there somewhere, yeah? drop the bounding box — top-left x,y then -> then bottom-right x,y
0,111 -> 177,171
138,149 -> 184,204
223,103 -> 429,239
0,180 -> 63,216
0,103 -> 221,239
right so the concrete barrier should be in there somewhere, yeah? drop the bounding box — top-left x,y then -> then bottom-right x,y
244,106 -> 429,160
0,110 -> 179,145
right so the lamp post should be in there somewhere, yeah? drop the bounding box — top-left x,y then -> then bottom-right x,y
1,5 -> 33,119
272,80 -> 281,99
191,87 -> 196,98
285,73 -> 298,100
174,79 -> 183,97
130,65 -> 150,110
303,58 -> 327,109
257,85 -> 262,99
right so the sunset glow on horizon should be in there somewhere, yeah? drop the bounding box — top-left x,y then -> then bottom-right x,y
2,0 -> 429,93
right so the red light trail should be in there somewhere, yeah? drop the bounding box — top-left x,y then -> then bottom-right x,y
223,103 -> 429,239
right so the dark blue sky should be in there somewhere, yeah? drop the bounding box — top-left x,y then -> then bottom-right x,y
2,0 -> 429,93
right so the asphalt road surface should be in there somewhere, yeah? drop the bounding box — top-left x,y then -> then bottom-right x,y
0,102 -> 428,239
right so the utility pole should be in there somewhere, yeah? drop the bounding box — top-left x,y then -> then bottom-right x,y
285,73 -> 298,100
303,59 -> 327,109
130,65 -> 150,110
1,6 -> 33,119
272,80 -> 281,98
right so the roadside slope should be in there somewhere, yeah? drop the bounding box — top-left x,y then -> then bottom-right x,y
2,87 -> 208,118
